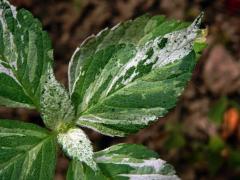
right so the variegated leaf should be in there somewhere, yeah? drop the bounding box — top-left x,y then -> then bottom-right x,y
67,143 -> 179,180
0,119 -> 57,180
57,128 -> 97,170
70,14 -> 206,136
40,66 -> 75,129
0,0 -> 53,109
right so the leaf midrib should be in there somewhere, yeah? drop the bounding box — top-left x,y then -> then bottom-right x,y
75,28 -> 192,118
72,18 -> 148,111
77,66 -> 190,118
0,8 -> 45,111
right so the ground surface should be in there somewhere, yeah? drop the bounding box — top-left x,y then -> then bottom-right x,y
1,0 -> 240,179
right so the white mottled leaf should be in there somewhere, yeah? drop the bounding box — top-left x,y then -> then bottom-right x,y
0,0 -> 53,109
40,67 -> 75,129
0,119 -> 57,180
71,14 -> 206,136
57,128 -> 97,170
67,143 -> 179,180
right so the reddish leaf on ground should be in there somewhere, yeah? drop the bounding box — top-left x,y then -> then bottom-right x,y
222,108 -> 239,139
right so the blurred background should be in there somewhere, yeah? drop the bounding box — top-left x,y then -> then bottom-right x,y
1,0 -> 240,179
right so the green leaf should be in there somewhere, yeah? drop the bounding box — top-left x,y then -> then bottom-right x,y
70,14 -> 206,136
0,119 -> 57,180
57,128 -> 97,170
228,149 -> 240,167
67,143 -> 179,180
164,122 -> 185,150
67,160 -> 106,180
207,136 -> 225,174
208,135 -> 225,152
0,0 -> 53,109
208,96 -> 228,125
164,132 -> 186,150
0,73 -> 33,108
40,67 -> 75,130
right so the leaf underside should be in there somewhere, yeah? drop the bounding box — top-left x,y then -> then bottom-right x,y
57,128 -> 97,170
70,13 -> 206,136
40,67 -> 75,129
67,143 -> 180,180
0,119 -> 56,180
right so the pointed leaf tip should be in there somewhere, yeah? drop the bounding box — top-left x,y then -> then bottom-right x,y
192,12 -> 204,29
72,14 -> 206,137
